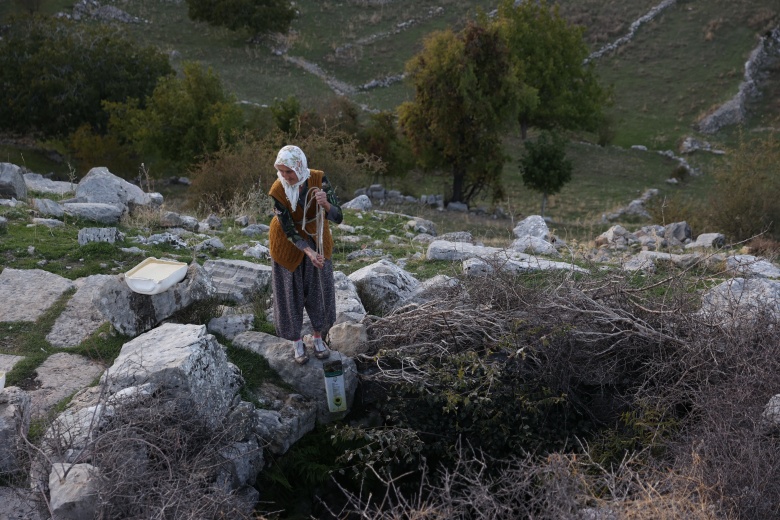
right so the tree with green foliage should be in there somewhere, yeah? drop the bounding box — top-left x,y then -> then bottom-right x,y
398,21 -> 519,206
519,131 -> 572,217
103,62 -> 245,174
0,15 -> 172,138
495,0 -> 609,139
270,95 -> 301,135
186,0 -> 295,38
358,111 -> 414,181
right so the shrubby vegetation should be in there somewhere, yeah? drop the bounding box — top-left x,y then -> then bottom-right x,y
324,261 -> 780,518
185,0 -> 295,39
0,15 -> 172,138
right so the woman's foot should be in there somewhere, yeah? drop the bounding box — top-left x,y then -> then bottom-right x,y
293,339 -> 309,365
313,337 -> 331,360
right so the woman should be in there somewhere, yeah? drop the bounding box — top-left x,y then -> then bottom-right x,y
268,145 -> 343,364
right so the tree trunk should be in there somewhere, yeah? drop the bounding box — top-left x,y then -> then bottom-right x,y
452,164 -> 465,203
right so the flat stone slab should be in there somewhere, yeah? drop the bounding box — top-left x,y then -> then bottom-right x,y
24,172 -> 76,196
29,353 -> 104,418
0,354 -> 25,374
46,275 -> 113,348
0,268 -> 74,323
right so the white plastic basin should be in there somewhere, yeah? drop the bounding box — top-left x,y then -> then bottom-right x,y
124,257 -> 188,295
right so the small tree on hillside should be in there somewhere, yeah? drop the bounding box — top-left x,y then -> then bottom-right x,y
519,131 -> 572,217
496,0 -> 609,139
186,0 -> 295,38
398,20 -> 519,206
103,62 -> 245,174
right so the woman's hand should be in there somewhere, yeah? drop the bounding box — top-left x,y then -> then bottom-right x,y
305,247 -> 325,269
314,188 -> 331,213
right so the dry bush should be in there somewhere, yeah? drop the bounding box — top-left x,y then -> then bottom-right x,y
331,442 -> 722,520
187,132 -> 278,214
187,128 -> 384,215
356,257 -> 780,518
28,387 -> 261,519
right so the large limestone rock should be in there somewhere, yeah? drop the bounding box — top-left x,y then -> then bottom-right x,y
47,275 -> 114,348
252,386 -> 317,455
0,268 -> 74,323
103,324 -> 242,429
0,387 -> 31,474
24,172 -> 76,196
0,163 -> 27,200
32,198 -> 64,218
700,277 -> 780,324
327,322 -> 369,358
348,259 -> 420,313
333,271 -> 367,323
62,202 -> 124,224
202,259 -> 272,305
75,167 -> 155,212
725,255 -> 780,279
233,331 -> 358,424
342,194 -> 372,211
513,215 -> 550,240
95,262 -> 216,337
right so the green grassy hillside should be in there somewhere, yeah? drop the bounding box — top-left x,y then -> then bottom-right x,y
1,0 -> 778,231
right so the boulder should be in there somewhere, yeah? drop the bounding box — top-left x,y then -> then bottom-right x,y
348,259 -> 420,313
77,227 -> 125,246
513,215 -> 549,240
0,163 -> 27,200
511,236 -> 560,257
32,198 -> 64,218
700,277 -> 780,324
252,390 -> 317,455
438,231 -> 474,244
75,167 -> 153,212
333,271 -> 367,324
95,262 -> 216,337
232,331 -> 358,424
49,463 -> 99,520
663,221 -> 692,244
327,322 -> 369,358
207,314 -> 255,340
342,195 -> 372,211
103,324 -> 242,429
0,268 -> 75,323
203,259 -> 272,305
685,232 -> 726,250
62,202 -> 124,224
725,255 -> 780,279
24,173 -> 76,196
32,218 -> 65,228
405,217 -> 437,236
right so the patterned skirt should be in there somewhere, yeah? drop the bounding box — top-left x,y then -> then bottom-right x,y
271,255 -> 337,341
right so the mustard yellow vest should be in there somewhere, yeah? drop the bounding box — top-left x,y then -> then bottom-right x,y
268,170 -> 333,272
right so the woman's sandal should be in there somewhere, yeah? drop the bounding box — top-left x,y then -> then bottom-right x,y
313,337 -> 331,360
293,340 -> 309,365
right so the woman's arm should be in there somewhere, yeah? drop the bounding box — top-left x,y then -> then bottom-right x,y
272,197 -> 310,251
319,175 -> 343,224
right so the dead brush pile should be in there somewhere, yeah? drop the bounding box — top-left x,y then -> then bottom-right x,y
346,261 -> 780,519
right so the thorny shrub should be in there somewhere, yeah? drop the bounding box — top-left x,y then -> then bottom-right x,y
347,256 -> 780,519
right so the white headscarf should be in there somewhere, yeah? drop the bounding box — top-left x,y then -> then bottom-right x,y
274,145 -> 311,209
